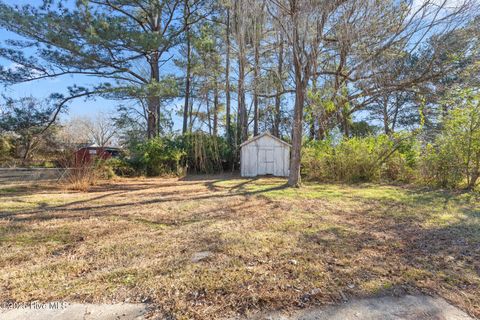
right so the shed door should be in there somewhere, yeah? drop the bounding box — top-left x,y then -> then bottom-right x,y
258,148 -> 274,175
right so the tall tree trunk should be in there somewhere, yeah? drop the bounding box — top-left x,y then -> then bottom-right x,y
213,80 -> 219,136
343,114 -> 350,137
382,95 -> 390,135
238,54 -> 247,142
182,2 -> 191,134
467,170 -> 479,190
309,77 -> 318,140
288,43 -> 306,187
309,119 -> 315,140
391,94 -> 400,134
206,93 -> 212,135
289,80 -> 306,187
147,97 -> 159,139
235,0 -> 248,143
225,7 -> 232,143
340,98 -> 350,137
273,37 -> 283,138
465,117 -> 476,189
253,33 -> 260,136
157,102 -> 161,136
147,57 -> 160,139
188,97 -> 194,131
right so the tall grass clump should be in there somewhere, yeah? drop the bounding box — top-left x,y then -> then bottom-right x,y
180,132 -> 231,173
63,162 -> 99,192
58,150 -> 115,192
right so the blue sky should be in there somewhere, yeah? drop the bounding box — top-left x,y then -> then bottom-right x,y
0,0 -> 469,131
0,0 -> 183,128
0,1 -> 107,119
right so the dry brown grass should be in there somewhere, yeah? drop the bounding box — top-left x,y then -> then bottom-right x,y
63,166 -> 98,191
0,175 -> 479,319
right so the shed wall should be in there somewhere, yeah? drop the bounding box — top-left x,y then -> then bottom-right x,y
240,135 -> 290,177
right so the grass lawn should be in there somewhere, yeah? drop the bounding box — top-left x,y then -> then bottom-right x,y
0,175 -> 479,319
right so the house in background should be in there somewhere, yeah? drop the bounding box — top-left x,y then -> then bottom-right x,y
240,133 -> 291,177
74,143 -> 121,165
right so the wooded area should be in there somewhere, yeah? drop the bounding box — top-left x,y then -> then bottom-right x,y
0,0 -> 479,188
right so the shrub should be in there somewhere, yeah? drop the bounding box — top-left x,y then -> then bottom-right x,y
95,160 -> 117,180
418,142 -> 463,188
382,136 -> 419,182
130,136 -> 185,176
302,139 -> 335,182
0,135 -> 14,163
124,133 -> 232,177
418,89 -> 480,189
302,134 -> 418,183
105,158 -> 136,177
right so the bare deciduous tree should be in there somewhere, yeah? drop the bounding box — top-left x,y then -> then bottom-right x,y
63,113 -> 118,147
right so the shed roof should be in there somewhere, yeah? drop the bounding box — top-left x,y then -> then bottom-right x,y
239,132 -> 291,148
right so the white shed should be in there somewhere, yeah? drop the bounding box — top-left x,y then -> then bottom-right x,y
240,132 -> 291,177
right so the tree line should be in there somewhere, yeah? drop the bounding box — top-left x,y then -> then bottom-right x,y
0,0 -> 479,186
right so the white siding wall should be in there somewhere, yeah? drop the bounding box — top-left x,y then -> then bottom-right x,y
240,135 -> 290,177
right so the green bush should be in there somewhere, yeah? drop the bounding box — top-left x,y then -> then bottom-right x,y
131,137 -> 185,176
302,135 -> 418,183
0,135 -> 14,163
418,143 -> 463,188
105,158 -> 137,177
383,135 -> 419,182
418,89 -> 479,189
121,133 -> 232,177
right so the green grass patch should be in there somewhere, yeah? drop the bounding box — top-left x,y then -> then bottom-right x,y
0,227 -> 80,246
0,187 -> 19,194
